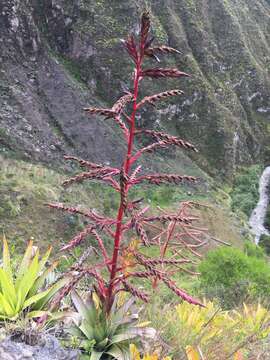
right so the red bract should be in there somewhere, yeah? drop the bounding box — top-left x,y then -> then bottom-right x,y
141,68 -> 190,79
49,11 -> 208,312
137,89 -> 184,108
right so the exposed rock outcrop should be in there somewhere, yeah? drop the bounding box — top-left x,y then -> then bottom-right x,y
0,335 -> 79,360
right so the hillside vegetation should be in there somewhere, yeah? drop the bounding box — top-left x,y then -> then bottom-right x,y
0,0 -> 269,178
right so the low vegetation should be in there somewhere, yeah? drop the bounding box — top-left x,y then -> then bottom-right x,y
230,165 -> 262,217
146,299 -> 270,359
199,245 -> 270,308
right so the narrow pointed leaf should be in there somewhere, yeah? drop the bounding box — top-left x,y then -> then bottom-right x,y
29,261 -> 58,297
26,310 -> 48,319
15,289 -> 22,313
106,344 -> 130,360
2,235 -> 12,280
22,288 -> 51,310
79,320 -> 94,340
68,326 -> 86,338
32,277 -> 69,310
96,337 -> 109,348
38,246 -> 52,273
110,333 -> 137,345
17,252 -> 40,305
16,240 -> 34,288
0,292 -> 14,316
71,290 -> 96,324
90,350 -> 103,360
0,268 -> 16,308
111,297 -> 135,327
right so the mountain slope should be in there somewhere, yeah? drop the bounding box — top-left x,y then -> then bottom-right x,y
0,0 -> 269,178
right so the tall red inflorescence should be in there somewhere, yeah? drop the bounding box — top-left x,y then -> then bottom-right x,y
48,11 -> 208,313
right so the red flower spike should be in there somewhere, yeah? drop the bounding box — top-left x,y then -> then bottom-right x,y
135,130 -> 198,152
140,11 -> 151,51
131,174 -> 197,186
137,89 -> 184,109
61,225 -> 97,251
84,107 -> 116,118
64,155 -> 103,169
145,46 -> 182,60
121,280 -> 149,303
50,11 -> 208,313
122,35 -> 138,63
141,68 -> 190,79
112,93 -> 133,114
162,278 -> 205,307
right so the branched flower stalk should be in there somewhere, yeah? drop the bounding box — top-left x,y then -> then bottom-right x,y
49,11 -> 208,313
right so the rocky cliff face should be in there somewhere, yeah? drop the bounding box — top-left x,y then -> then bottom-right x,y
1,0 -> 269,178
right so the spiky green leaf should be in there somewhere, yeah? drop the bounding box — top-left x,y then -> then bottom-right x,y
17,251 -> 40,306
0,292 -> 14,317
16,240 -> 34,288
2,235 -> 12,280
71,291 -> 97,324
89,350 -> 103,360
29,261 -> 58,297
32,277 -> 69,310
105,344 -> 130,360
110,333 -> 137,345
0,268 -> 16,307
22,288 -> 51,310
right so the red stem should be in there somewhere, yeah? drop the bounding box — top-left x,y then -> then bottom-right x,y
106,60 -> 142,311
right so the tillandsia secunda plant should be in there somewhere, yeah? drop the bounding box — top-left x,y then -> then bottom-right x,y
0,236 -> 68,321
48,11 -> 207,313
70,292 -> 155,359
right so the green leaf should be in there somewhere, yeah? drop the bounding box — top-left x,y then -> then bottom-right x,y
94,322 -> 108,344
96,337 -> 109,348
110,297 -> 135,333
47,310 -> 74,323
110,333 -> 137,345
79,320 -> 94,340
89,350 -> 103,360
106,344 -> 130,360
71,291 -> 97,324
38,246 -> 52,273
69,326 -> 86,338
32,277 -> 69,310
29,261 -> 58,298
2,235 -> 12,280
15,289 -> 22,313
16,240 -> 34,288
17,252 -> 40,306
0,314 -> 9,320
0,268 -> 16,308
22,288 -> 51,310
26,310 -> 48,319
0,292 -> 15,317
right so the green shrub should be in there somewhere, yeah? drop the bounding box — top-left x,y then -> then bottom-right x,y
199,246 -> 270,308
230,165 -> 262,216
244,241 -> 265,259
259,234 -> 270,255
